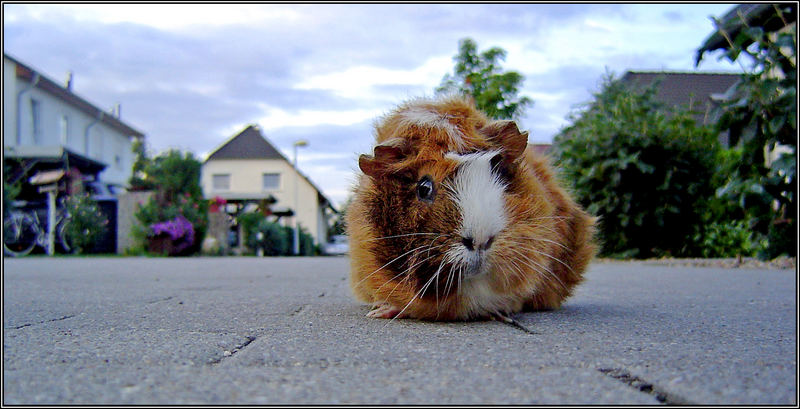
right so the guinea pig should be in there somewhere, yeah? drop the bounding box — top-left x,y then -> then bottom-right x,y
346,95 -> 597,321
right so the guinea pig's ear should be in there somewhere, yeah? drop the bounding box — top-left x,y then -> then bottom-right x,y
480,120 -> 529,163
358,139 -> 410,178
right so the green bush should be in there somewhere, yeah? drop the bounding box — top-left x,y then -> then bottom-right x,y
696,4 -> 796,258
282,225 -> 316,256
63,193 -> 108,254
132,149 -> 208,255
237,212 -> 316,256
237,211 -> 264,247
694,220 -> 763,258
247,218 -> 289,256
553,72 -> 721,258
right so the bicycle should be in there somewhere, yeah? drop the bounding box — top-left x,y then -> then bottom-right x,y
3,200 -> 73,257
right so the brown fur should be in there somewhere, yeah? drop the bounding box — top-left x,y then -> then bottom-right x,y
346,95 -> 597,321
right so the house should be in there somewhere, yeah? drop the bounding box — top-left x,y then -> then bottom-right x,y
201,124 -> 336,248
3,53 -> 145,188
619,71 -> 740,127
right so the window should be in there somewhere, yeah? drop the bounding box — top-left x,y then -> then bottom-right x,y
262,173 -> 280,190
30,99 -> 41,144
60,115 -> 69,145
212,174 -> 230,191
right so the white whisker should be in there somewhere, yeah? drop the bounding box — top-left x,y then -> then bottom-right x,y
354,244 -> 429,286
384,267 -> 442,328
506,245 -> 566,289
378,244 -> 449,295
365,232 -> 447,242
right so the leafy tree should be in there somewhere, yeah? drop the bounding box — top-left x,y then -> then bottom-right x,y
696,3 -> 796,258
437,38 -> 533,120
133,149 -> 208,255
128,138 -> 155,191
553,72 -> 721,258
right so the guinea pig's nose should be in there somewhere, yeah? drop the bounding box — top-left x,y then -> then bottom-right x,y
461,237 -> 475,251
461,236 -> 495,251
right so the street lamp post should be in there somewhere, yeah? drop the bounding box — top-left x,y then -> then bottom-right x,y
293,139 -> 308,255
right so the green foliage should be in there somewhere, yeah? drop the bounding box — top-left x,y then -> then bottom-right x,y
63,192 -> 108,254
299,227 -> 314,256
237,211 -> 264,247
328,196 -> 351,239
133,148 -> 208,255
238,212 -> 316,256
128,138 -> 155,191
247,218 -> 289,256
437,38 -> 533,120
694,220 -> 764,258
696,4 -> 796,258
553,72 -> 721,258
283,224 -> 315,256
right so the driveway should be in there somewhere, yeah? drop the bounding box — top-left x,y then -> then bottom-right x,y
2,257 -> 796,404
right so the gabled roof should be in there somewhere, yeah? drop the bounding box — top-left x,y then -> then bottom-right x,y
205,125 -> 336,211
205,124 -> 287,161
5,53 -> 145,139
620,71 -> 740,111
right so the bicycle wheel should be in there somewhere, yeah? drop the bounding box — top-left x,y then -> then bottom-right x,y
56,217 -> 75,254
3,213 -> 38,257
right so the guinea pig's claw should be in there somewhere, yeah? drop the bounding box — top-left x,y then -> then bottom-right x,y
366,302 -> 404,319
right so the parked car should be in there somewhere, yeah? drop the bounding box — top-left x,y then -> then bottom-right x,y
323,234 -> 349,256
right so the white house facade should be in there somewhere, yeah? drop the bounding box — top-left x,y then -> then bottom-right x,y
201,125 -> 335,246
3,54 -> 145,186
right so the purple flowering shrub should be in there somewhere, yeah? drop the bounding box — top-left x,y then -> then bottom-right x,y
131,149 -> 209,256
150,215 -> 195,254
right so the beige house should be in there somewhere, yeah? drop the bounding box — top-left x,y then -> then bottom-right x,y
201,125 -> 336,247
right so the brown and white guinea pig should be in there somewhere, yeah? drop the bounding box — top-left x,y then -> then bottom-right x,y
346,95 -> 597,321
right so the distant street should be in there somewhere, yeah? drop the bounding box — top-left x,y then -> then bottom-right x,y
3,257 -> 796,404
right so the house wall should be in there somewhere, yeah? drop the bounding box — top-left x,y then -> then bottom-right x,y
201,159 -> 326,245
3,58 -> 16,144
3,56 -> 135,186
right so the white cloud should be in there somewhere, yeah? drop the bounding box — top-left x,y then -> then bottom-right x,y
295,56 -> 453,100
255,105 -> 384,131
5,4 -> 304,32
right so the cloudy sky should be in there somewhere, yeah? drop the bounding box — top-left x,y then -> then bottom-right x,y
3,3 -> 741,207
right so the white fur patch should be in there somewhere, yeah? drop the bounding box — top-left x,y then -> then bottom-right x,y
459,274 -> 519,318
446,150 -> 507,255
398,106 -> 464,149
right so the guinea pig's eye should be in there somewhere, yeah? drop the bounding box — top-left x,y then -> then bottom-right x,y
416,176 -> 435,202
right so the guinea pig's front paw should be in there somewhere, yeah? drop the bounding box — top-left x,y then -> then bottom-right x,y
366,302 -> 405,319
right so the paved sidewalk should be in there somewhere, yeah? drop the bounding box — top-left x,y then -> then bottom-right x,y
3,257 -> 796,404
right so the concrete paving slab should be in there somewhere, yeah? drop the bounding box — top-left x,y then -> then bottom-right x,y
2,257 -> 796,404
